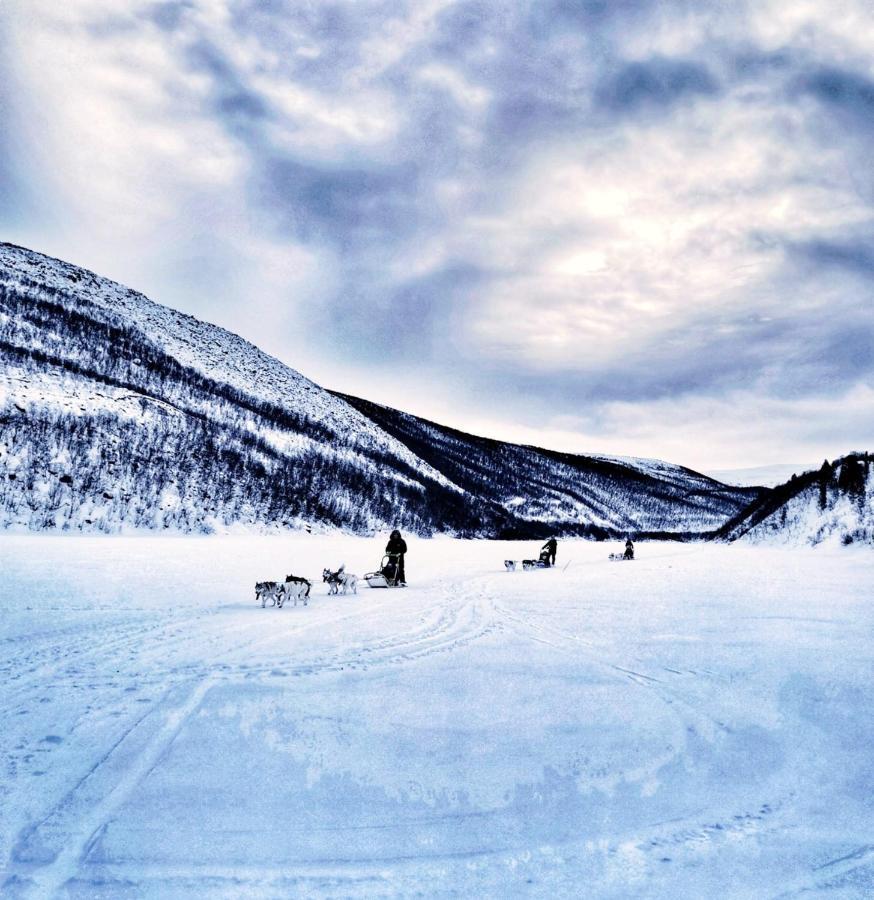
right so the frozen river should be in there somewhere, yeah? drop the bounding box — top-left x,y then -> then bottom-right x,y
1,535 -> 873,898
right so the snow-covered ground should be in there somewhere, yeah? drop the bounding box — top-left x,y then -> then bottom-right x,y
1,536 -> 873,899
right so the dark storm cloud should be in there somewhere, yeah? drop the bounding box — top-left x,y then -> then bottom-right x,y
525,0 -> 676,44
448,287 -> 874,430
184,39 -> 271,132
595,58 -> 719,115
790,238 -> 874,278
792,65 -> 874,196
155,0 -> 723,256
223,0 -> 402,93
124,3 -> 874,420
0,21 -> 37,227
306,262 -> 487,364
259,158 -> 427,249
799,66 -> 874,123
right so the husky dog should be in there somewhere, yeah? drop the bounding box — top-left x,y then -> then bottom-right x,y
255,581 -> 282,608
322,566 -> 358,595
505,559 -> 548,571
278,575 -> 311,608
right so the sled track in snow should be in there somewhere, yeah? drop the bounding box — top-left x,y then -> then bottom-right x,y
492,598 -> 736,740
2,581 -> 496,714
6,547 -> 871,898
774,844 -> 874,897
0,605 -> 255,706
2,582 -> 500,896
159,581 -> 498,682
4,676 -> 217,899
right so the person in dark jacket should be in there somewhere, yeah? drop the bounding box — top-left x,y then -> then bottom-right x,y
541,537 -> 558,567
624,538 -> 634,560
385,529 -> 407,584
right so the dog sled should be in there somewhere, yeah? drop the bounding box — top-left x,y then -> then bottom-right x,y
504,548 -> 553,571
608,552 -> 634,561
364,553 -> 406,589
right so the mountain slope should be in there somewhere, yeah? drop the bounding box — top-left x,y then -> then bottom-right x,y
0,243 -> 480,534
0,242 -> 760,536
714,453 -> 873,545
335,393 -> 761,536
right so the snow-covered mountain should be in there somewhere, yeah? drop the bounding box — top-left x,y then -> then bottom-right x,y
0,242 -> 761,536
715,453 -> 873,546
336,392 -> 761,537
704,463 -> 815,488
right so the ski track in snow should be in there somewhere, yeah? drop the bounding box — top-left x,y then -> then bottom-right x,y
1,535 -> 874,898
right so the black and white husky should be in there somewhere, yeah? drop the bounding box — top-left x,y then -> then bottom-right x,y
278,575 -> 311,608
255,581 -> 281,608
322,565 -> 358,595
256,576 -> 311,608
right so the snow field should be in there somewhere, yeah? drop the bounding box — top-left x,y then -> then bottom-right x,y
1,536 -> 873,898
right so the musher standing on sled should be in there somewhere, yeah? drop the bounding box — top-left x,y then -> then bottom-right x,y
624,538 -> 634,560
386,529 -> 407,584
541,536 -> 558,567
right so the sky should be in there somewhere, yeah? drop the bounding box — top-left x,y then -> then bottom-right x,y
1,0 -> 873,471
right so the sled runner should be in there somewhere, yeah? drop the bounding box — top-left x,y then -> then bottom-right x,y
364,553 -> 406,588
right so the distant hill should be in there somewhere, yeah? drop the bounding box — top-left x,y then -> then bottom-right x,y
714,453 -> 873,545
0,241 -> 761,537
704,463 -> 815,488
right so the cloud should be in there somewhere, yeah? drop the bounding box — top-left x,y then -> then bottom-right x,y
789,237 -> 874,277
595,57 -> 719,115
185,38 -> 271,128
1,0 -> 874,468
799,65 -> 874,122
146,0 -> 193,33
0,75 -> 26,222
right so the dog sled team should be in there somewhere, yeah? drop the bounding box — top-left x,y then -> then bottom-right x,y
504,537 -> 558,571
506,536 -> 635,571
257,529 -> 637,607
255,529 -> 408,608
609,539 -> 635,561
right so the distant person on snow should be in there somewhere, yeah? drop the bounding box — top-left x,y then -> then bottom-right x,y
385,529 -> 407,584
624,538 -> 634,560
541,537 -> 558,567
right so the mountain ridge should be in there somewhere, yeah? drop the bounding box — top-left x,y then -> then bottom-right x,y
334,390 -> 761,537
1,241 -> 762,537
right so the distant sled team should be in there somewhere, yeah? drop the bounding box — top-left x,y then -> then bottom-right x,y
609,539 -> 635,561
506,537 -> 636,571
